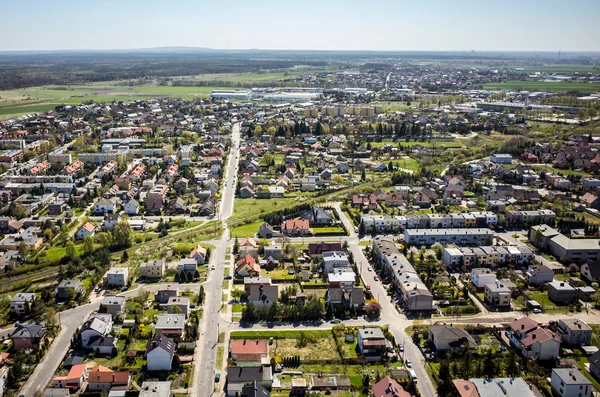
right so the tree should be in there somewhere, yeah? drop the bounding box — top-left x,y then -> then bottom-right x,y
97,232 -> 112,249
505,351 -> 519,378
233,238 -> 239,255
364,302 -> 381,320
112,220 -> 133,248
531,228 -> 544,247
231,288 -> 245,301
121,250 -> 129,263
18,241 -> 28,259
361,169 -> 366,181
45,307 -> 59,329
65,241 -> 76,259
169,304 -> 183,314
437,355 -> 454,397
83,235 -> 95,255
241,302 -> 258,322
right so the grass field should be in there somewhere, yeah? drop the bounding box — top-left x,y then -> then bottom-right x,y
175,70 -> 317,83
392,158 -> 421,172
519,65 -> 600,74
483,80 -> 600,93
230,221 -> 263,238
231,197 -> 309,222
0,84 -> 231,119
368,140 -> 462,149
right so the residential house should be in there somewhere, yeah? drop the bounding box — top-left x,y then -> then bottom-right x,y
104,267 -> 129,287
241,381 -> 271,397
281,219 -> 311,236
428,325 -> 478,354
57,279 -> 84,300
101,296 -> 125,318
94,198 -> 117,214
10,323 -> 46,351
327,287 -> 365,310
581,261 -> 600,283
87,365 -> 131,391
299,206 -> 334,226
103,213 -> 121,230
557,319 -> 592,346
80,313 -> 113,350
506,317 -> 560,360
167,296 -> 190,317
453,378 -> 535,397
140,260 -> 165,280
357,328 -> 388,361
471,268 -> 496,289
239,238 -> 259,258
10,292 -> 36,316
229,339 -> 268,362
146,333 -> 175,371
484,283 -> 511,309
124,199 -> 140,215
547,280 -> 576,304
588,350 -> 600,380
327,270 -> 356,288
76,222 -> 95,239
371,377 -> 410,397
189,244 -> 207,265
235,255 -> 260,277
147,184 -> 169,213
226,366 -> 272,397
177,258 -> 198,279
550,368 -> 592,397
155,314 -> 186,342
263,244 -> 283,260
308,242 -> 342,258
248,284 -> 279,308
155,283 -> 179,304
322,251 -> 350,272
51,364 -> 88,390
257,223 -> 279,239
526,264 -> 555,285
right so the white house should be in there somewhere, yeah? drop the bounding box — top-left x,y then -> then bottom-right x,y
124,199 -> 139,215
146,333 -> 175,371
103,213 -> 121,231
322,251 -> 350,273
105,267 -> 129,287
94,198 -> 117,213
76,222 -> 95,239
80,313 -> 113,349
471,268 -> 497,289
550,368 -> 592,397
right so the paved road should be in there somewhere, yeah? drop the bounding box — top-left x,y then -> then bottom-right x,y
195,123 -> 240,396
19,301 -> 101,396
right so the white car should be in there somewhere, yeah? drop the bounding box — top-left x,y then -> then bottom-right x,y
405,359 -> 412,368
367,266 -> 373,272
211,264 -> 215,270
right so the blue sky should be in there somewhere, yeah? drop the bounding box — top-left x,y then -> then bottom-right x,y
1,0 -> 599,51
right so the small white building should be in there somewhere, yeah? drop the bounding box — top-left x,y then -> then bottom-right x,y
550,368 -> 592,397
105,267 -> 129,287
490,153 -> 513,164
471,268 -> 497,289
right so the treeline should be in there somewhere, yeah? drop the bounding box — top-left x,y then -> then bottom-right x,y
0,54 -> 326,90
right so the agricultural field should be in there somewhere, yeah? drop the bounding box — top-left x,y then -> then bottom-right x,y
483,80 -> 600,93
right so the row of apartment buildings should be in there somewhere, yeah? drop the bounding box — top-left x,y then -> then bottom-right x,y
404,228 -> 494,246
360,211 -> 499,233
443,245 -> 535,268
372,236 -> 433,312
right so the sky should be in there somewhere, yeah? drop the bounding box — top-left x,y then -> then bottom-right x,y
1,0 -> 599,52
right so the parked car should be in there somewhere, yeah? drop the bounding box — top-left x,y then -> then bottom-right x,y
405,359 -> 412,368
366,285 -> 371,290
374,275 -> 379,281
399,344 -> 404,352
532,308 -> 542,314
367,266 -> 373,272
215,373 -> 220,383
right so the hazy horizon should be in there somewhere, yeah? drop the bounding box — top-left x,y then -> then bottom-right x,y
1,0 -> 599,52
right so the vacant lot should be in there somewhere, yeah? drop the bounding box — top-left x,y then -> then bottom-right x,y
231,221 -> 263,238
273,337 -> 340,361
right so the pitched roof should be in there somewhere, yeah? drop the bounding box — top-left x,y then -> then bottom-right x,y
453,379 -> 480,397
146,333 -> 175,356
429,325 -> 478,349
81,222 -> 95,233
520,328 -> 560,347
509,317 -> 539,334
282,219 -> 310,231
241,381 -> 271,397
230,339 -> 268,356
11,323 -> 46,339
372,376 -> 411,397
227,366 -> 269,383
88,365 -> 130,385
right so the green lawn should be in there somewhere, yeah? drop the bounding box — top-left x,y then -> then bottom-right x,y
230,221 -> 262,238
483,80 -> 600,93
216,346 -> 224,370
392,158 -> 421,172
231,197 -> 306,222
230,330 -> 332,339
232,304 -> 244,313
